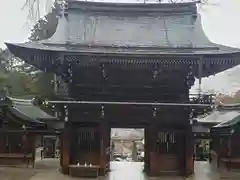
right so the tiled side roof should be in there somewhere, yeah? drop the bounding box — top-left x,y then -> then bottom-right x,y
8,106 -> 44,125
197,103 -> 240,128
12,101 -> 57,121
4,97 -> 58,125
196,109 -> 240,124
213,114 -> 240,128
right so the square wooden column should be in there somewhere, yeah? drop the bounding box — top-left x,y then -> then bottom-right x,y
147,122 -> 158,176
185,124 -> 194,176
144,127 -> 150,173
99,120 -> 110,176
60,122 -> 70,174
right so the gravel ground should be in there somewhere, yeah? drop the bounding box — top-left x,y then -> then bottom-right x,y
0,167 -> 37,180
1,159 -> 240,180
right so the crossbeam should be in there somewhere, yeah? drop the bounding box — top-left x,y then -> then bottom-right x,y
46,100 -> 212,107
0,129 -> 62,135
8,96 -> 214,107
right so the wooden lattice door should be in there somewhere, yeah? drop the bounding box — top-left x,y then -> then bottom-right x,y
71,127 -> 100,165
156,129 -> 183,173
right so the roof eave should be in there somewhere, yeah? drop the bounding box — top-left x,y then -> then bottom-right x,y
6,42 -> 240,57
5,42 -> 240,78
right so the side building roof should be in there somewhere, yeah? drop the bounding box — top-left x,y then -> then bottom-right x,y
197,103 -> 240,129
0,96 -> 58,128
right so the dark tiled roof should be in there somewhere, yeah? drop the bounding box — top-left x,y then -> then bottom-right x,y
5,1 -> 240,55
5,1 -> 240,77
5,41 -> 240,56
8,106 -> 43,125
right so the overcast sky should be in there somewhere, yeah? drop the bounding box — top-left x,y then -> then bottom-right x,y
0,0 -> 240,94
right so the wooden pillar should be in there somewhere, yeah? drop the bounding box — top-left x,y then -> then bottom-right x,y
144,126 -> 149,173
178,129 -> 185,176
106,123 -> 111,172
23,132 -> 34,167
185,124 -> 194,176
60,122 -> 70,174
147,121 -> 158,176
32,134 -> 36,167
99,120 -> 110,176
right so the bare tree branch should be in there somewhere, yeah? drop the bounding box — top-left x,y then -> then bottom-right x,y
22,0 -> 45,22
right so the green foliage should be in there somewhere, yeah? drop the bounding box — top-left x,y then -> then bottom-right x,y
31,72 -> 55,97
0,70 -> 55,98
3,71 -> 33,96
0,49 -> 9,88
0,49 -> 54,98
0,49 -> 8,72
0,0 -> 63,98
26,1 -> 62,97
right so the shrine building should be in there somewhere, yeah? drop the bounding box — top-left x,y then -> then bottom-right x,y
211,104 -> 240,171
0,95 -> 57,167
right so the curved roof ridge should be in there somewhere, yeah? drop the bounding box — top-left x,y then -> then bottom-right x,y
12,101 -> 33,106
67,0 -> 200,8
190,13 -> 215,48
66,0 -> 198,13
7,96 -> 33,105
5,96 -> 58,121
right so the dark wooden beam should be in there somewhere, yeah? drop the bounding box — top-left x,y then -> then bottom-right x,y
70,93 -> 184,102
0,129 -> 62,135
74,84 -> 187,91
185,124 -> 194,176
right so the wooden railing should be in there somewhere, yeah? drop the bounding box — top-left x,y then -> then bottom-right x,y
189,94 -> 216,105
189,94 -> 215,118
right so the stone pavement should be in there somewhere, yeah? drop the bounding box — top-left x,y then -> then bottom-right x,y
1,159 -> 240,180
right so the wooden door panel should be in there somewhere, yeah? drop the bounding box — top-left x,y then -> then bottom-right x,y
158,154 -> 179,171
156,129 -> 183,173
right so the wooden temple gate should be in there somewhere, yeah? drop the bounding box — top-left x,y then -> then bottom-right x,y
5,0 -> 240,178
57,102 -> 195,177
